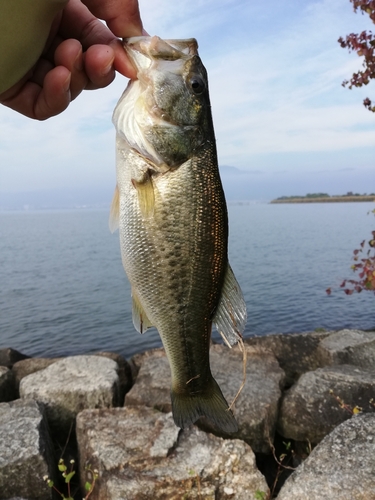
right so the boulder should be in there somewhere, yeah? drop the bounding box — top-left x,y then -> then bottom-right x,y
0,366 -> 16,402
0,399 -> 54,500
19,355 -> 120,434
93,352 -> 133,404
317,329 -> 375,369
126,344 -> 285,453
12,358 -> 62,393
277,413 -> 375,500
128,347 -> 166,381
0,348 -> 29,369
13,352 -> 132,404
76,406 -> 269,500
278,364 -> 375,443
246,331 -> 330,385
125,350 -> 172,413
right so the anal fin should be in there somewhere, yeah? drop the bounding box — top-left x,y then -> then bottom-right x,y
213,264 -> 247,347
132,289 -> 153,334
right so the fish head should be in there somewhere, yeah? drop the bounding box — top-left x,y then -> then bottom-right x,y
113,36 -> 213,172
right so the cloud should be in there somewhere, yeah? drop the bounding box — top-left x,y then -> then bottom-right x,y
204,0 -> 375,169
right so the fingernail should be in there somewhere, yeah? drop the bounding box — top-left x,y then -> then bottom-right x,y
102,58 -> 114,76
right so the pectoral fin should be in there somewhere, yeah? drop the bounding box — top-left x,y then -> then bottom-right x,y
132,170 -> 155,219
213,264 -> 247,347
132,289 -> 153,334
109,185 -> 120,233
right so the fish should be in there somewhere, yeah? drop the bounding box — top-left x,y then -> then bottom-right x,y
110,36 -> 247,433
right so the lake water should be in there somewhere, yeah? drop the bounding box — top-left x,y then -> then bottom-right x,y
1,202 -> 374,360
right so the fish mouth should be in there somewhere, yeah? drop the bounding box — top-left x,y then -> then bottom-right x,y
123,36 -> 199,69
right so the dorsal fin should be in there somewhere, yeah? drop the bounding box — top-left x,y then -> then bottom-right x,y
109,185 -> 120,233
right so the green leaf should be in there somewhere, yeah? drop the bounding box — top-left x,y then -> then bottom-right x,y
255,491 -> 266,500
85,481 -> 92,491
47,479 -> 54,488
283,441 -> 291,451
64,471 -> 76,483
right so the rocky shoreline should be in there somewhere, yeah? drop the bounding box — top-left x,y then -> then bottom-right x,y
1,328 -> 375,499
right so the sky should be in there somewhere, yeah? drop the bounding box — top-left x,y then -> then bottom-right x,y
0,0 -> 374,207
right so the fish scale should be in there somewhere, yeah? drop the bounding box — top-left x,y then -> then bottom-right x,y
111,36 -> 247,432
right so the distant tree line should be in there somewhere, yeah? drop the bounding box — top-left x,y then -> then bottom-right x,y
275,192 -> 375,200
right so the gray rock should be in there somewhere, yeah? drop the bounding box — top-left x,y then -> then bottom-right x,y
0,366 -> 16,402
76,406 -> 269,500
246,330 -> 330,384
128,347 -> 166,382
19,355 -> 120,434
126,345 -> 285,453
278,364 -> 375,443
125,350 -> 172,413
0,348 -> 29,369
93,352 -> 133,404
12,358 -> 62,393
0,399 -> 54,500
13,352 -> 132,404
277,413 -> 375,500
317,329 -> 375,369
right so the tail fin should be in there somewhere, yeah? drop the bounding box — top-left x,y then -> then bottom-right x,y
170,376 -> 238,433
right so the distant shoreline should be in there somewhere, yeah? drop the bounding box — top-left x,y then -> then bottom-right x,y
270,196 -> 375,204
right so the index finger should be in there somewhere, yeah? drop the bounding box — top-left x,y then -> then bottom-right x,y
59,0 -> 141,79
59,0 -> 119,48
81,0 -> 143,38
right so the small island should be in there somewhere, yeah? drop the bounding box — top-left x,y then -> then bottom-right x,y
270,192 -> 375,204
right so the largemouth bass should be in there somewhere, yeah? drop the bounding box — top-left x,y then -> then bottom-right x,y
110,36 -> 247,433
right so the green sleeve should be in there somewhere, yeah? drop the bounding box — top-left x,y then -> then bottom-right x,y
0,0 -> 68,94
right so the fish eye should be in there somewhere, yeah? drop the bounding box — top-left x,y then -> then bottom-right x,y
189,76 -> 205,95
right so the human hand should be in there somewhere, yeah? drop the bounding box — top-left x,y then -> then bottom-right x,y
0,0 -> 143,120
